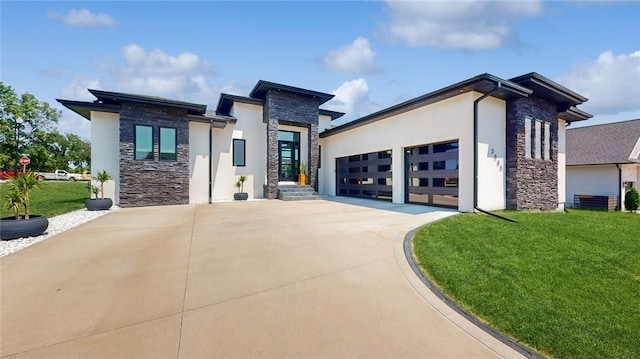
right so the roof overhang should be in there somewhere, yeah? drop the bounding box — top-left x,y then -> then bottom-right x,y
187,114 -> 237,128
216,93 -> 264,115
249,80 -> 334,105
319,109 -> 345,121
321,73 -> 531,138
559,106 -> 593,123
88,89 -> 207,115
510,72 -> 588,108
56,99 -> 120,120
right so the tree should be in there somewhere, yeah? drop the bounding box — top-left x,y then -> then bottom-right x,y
0,82 -> 90,171
624,187 -> 639,211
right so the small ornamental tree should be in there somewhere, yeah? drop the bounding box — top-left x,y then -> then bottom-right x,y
3,172 -> 42,219
96,170 -> 112,199
624,187 -> 639,211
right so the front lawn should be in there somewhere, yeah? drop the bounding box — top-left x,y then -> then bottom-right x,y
413,210 -> 639,359
0,181 -> 89,218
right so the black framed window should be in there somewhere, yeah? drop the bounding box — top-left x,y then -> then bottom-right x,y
135,125 -> 153,160
233,139 -> 246,166
159,127 -> 177,161
318,145 -> 322,169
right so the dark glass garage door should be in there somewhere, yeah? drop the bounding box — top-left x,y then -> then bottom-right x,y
405,140 -> 459,208
336,150 -> 392,201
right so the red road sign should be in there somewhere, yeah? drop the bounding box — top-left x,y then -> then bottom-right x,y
19,157 -> 30,166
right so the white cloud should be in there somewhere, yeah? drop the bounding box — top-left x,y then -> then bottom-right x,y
60,76 -> 102,101
558,50 -> 640,116
323,37 -> 382,75
92,44 -> 219,103
50,9 -> 117,27
379,0 -> 543,49
325,79 -> 381,122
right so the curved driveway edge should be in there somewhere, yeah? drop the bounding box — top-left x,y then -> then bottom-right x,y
2,200 -> 528,358
400,228 -> 543,358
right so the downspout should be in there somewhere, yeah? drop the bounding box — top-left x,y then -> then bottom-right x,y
473,82 -> 517,223
209,119 -> 213,204
616,163 -> 622,211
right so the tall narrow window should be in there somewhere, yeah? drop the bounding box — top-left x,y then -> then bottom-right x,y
233,139 -> 246,166
524,117 -> 532,159
159,127 -> 177,161
534,120 -> 542,159
544,122 -> 550,160
318,145 -> 322,169
135,125 -> 153,160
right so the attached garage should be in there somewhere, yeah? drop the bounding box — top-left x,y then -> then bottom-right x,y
336,150 -> 392,201
405,140 -> 459,208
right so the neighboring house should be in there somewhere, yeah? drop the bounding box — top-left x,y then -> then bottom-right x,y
566,119 -> 640,210
58,72 -> 591,212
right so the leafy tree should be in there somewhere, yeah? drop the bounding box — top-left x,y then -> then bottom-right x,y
0,82 -> 90,171
624,187 -> 639,211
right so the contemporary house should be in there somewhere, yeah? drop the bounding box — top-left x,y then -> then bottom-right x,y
58,72 -> 592,212
566,119 -> 640,210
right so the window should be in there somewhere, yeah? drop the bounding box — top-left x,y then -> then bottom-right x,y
135,125 -> 153,160
233,139 -> 246,166
433,142 -> 458,153
318,145 -> 322,169
534,120 -> 542,159
525,117 -> 532,159
159,127 -> 177,161
544,122 -> 551,160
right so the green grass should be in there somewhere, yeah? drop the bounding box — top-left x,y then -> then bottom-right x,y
413,210 -> 640,359
0,181 -> 90,218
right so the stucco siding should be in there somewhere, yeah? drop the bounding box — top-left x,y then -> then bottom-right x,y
557,119 -> 566,208
476,96 -> 507,211
321,93 -> 475,212
212,102 -> 266,200
90,111 -> 120,204
189,122 -> 210,204
566,165 -> 618,207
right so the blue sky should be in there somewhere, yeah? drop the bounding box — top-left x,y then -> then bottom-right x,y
2,1 -> 639,140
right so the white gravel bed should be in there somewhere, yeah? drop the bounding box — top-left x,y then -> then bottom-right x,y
1,207 -> 118,258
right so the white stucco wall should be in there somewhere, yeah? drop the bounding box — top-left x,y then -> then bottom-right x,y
318,114 -> 333,132
320,93 -> 479,212
211,102 -> 266,200
557,119 -> 566,209
476,96 -> 507,211
189,122 -> 210,204
621,164 -> 640,210
90,111 -> 119,204
566,165 -> 619,207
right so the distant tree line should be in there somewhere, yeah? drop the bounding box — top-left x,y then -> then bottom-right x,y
0,82 -> 90,172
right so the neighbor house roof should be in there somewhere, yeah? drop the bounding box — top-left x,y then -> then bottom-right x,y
566,119 -> 640,165
321,72 -> 591,138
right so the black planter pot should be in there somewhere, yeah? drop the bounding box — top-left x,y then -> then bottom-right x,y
233,192 -> 248,201
0,215 -> 49,240
85,198 -> 113,211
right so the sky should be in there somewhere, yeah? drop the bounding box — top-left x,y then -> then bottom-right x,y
2,1 -> 639,141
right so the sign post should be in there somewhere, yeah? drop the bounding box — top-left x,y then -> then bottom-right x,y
19,156 -> 30,173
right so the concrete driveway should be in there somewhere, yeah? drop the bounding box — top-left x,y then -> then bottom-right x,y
1,199 -> 524,358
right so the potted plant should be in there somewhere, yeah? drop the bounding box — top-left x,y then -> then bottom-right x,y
298,162 -> 307,186
85,170 -> 113,211
1,172 -> 49,240
233,175 -> 248,200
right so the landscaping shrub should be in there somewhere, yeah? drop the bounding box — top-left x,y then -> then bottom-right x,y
624,187 -> 639,211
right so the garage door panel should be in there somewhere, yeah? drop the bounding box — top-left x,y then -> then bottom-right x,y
337,149 -> 392,201
406,140 -> 459,208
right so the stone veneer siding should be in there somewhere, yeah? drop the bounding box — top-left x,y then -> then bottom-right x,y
506,97 -> 558,210
263,90 -> 320,198
119,103 -> 189,207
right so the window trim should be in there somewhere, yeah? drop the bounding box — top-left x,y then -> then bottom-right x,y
134,124 -> 154,161
159,127 -> 177,161
233,138 -> 246,167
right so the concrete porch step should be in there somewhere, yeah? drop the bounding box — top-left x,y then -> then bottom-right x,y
277,185 -> 320,201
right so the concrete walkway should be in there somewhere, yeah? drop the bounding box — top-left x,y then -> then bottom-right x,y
1,199 -> 525,358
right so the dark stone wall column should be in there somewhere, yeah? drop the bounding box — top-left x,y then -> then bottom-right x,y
264,118 -> 279,199
119,103 -> 189,207
308,123 -> 319,189
506,97 -> 558,210
263,90 -> 320,197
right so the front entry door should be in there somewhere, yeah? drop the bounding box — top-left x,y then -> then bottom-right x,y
278,140 -> 299,181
